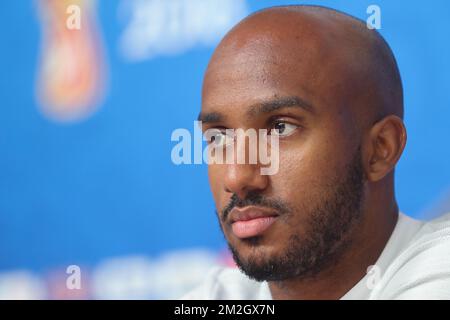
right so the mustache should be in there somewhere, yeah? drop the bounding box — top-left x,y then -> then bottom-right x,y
221,191 -> 291,222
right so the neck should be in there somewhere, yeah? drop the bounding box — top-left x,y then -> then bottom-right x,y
268,198 -> 398,300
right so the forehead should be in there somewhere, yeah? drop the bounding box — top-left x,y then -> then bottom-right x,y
202,32 -> 347,118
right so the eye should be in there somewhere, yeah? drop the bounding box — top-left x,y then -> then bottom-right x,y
270,121 -> 299,137
204,128 -> 232,147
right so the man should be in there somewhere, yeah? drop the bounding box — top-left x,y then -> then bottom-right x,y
183,5 -> 450,299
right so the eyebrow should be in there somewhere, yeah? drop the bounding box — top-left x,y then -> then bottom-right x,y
197,96 -> 314,124
197,111 -> 223,123
246,96 -> 315,118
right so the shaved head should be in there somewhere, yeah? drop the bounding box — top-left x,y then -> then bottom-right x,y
204,5 -> 403,125
202,5 -> 406,299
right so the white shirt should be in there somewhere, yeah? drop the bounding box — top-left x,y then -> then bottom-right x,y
181,212 -> 450,300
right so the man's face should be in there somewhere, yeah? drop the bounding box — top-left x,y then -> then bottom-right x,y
201,31 -> 367,281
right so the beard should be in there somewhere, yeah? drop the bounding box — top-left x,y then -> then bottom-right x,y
219,147 -> 365,282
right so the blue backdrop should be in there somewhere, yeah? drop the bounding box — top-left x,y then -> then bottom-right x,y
0,0 -> 449,276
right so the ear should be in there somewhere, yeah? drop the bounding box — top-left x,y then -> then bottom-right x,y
364,115 -> 407,182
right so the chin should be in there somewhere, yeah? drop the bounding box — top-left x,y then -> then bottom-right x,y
231,238 -> 282,261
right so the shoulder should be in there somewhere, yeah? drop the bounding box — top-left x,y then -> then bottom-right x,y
179,266 -> 271,300
372,212 -> 450,299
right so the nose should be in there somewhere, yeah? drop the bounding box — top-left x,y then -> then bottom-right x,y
221,129 -> 271,199
223,162 -> 269,200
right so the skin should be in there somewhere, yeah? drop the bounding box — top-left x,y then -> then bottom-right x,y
199,6 -> 407,299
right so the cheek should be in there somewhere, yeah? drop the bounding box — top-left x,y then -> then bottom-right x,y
274,136 -> 346,205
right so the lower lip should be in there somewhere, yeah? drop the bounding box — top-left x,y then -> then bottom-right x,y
231,216 -> 277,239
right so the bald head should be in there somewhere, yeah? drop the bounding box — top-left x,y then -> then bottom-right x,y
204,5 -> 403,127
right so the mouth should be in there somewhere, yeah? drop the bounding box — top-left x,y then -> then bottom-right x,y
229,206 -> 279,239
